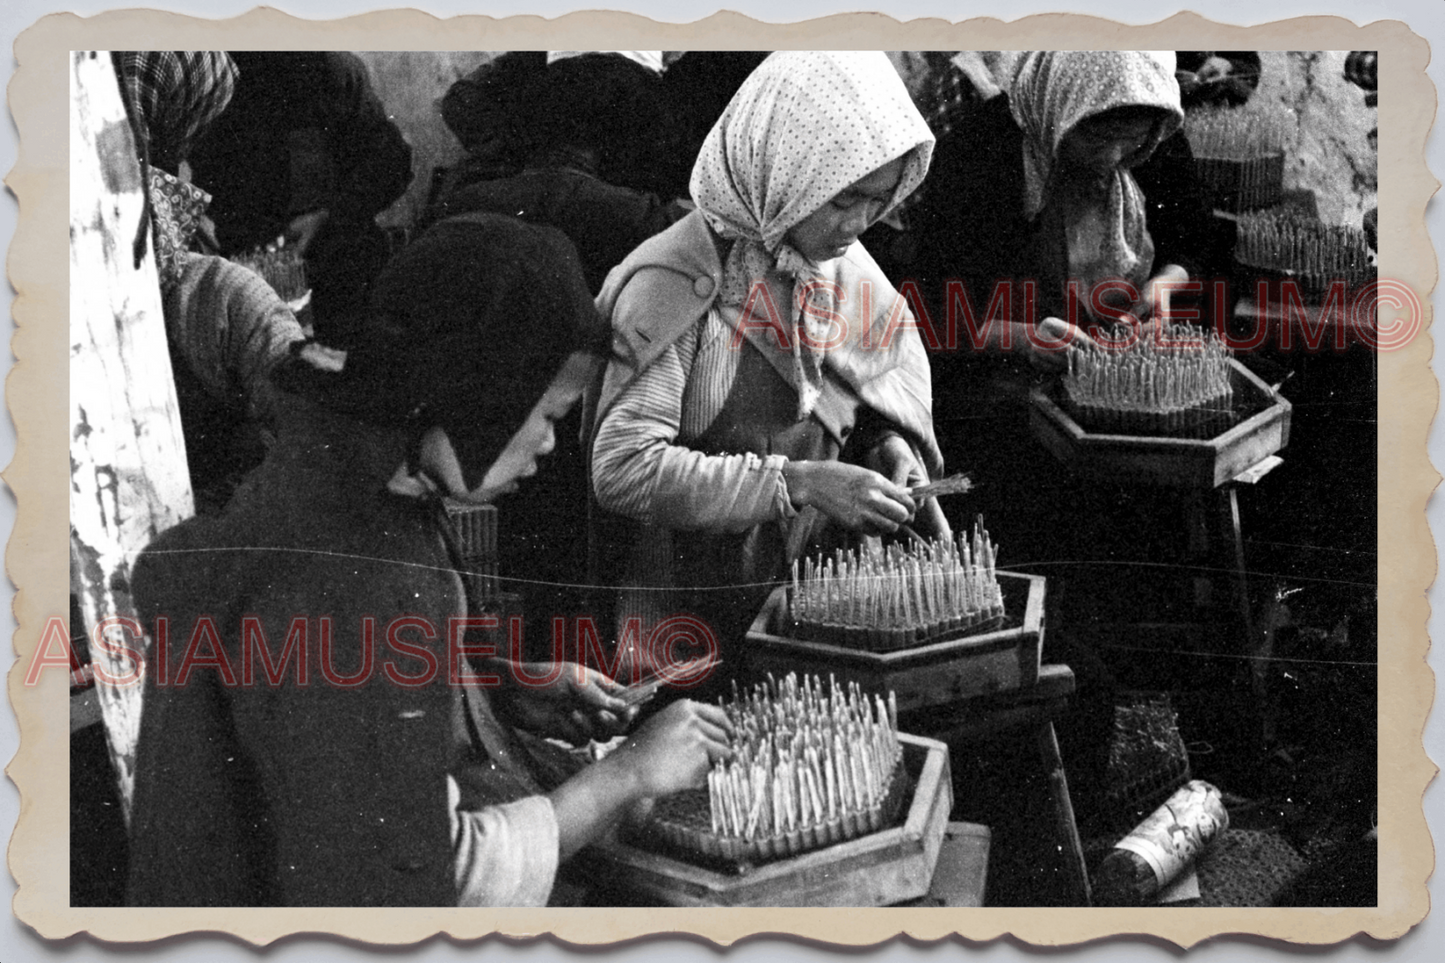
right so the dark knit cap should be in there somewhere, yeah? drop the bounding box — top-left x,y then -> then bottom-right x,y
276,212 -> 606,488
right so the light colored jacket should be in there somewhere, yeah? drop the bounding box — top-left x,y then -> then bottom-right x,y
589,209 -> 943,478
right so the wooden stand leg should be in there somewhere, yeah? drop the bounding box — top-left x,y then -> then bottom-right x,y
1217,486 -> 1257,646
1037,720 -> 1091,906
1217,485 -> 1272,746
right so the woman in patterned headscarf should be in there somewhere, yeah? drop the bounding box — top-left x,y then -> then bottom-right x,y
588,51 -> 949,682
1008,50 -> 1188,318
910,49 -> 1216,349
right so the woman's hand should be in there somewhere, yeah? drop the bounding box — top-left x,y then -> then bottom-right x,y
1129,264 -> 1190,322
782,460 -> 916,536
490,662 -> 638,745
548,698 -> 733,859
608,700 -> 734,797
865,436 -> 951,540
1025,317 -> 1101,373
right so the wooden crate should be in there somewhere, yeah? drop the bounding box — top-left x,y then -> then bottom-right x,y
907,821 -> 992,907
1029,358 -> 1291,490
587,734 -> 952,907
742,573 -> 1045,713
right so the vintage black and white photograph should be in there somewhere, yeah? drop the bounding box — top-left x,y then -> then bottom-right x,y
8,4 -> 1429,949
59,41 -> 1392,914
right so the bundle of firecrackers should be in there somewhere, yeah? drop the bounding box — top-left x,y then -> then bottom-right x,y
1064,324 -> 1234,428
786,522 -> 1005,651
648,672 -> 905,863
1235,208 -> 1374,282
1184,106 -> 1290,212
231,245 -> 311,310
1184,105 -> 1289,161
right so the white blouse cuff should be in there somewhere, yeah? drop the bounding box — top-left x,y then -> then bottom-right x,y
768,454 -> 799,520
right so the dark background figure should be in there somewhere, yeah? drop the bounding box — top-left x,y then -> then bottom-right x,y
1176,52 -> 1263,109
657,51 -> 771,200
435,51 -> 549,198
427,54 -> 683,294
188,52 -> 414,349
540,53 -> 678,200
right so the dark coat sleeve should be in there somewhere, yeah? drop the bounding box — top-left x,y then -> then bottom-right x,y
125,510 -> 459,907
1133,130 -> 1237,283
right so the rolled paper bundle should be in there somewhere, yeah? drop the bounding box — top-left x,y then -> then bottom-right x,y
1092,780 -> 1230,906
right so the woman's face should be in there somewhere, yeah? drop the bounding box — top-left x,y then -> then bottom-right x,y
461,352 -> 601,504
1058,113 -> 1158,176
785,156 -> 905,263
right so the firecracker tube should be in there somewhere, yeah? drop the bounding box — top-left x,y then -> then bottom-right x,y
1093,779 -> 1229,906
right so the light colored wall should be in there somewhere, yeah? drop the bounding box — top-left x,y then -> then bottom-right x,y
1253,50 -> 1378,227
354,51 -> 495,231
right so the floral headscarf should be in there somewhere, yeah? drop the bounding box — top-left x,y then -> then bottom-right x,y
689,51 -> 933,418
1010,51 -> 1183,297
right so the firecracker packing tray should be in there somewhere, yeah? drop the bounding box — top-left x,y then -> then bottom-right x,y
743,572 -> 1045,713
647,755 -> 909,865
590,734 -> 952,907
1030,357 -> 1291,490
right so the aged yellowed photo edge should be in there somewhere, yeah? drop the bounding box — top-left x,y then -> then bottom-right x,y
7,6 -> 1436,949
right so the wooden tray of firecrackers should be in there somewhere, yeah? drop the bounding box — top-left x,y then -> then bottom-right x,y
590,732 -> 953,907
743,572 -> 1046,713
1030,357 -> 1291,490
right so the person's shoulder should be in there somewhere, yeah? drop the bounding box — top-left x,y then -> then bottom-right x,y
837,241 -> 897,294
597,211 -> 722,368
131,514 -> 233,615
557,169 -> 668,222
318,51 -> 370,82
619,208 -> 716,272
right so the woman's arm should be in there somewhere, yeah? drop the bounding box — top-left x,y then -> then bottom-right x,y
591,334 -> 796,533
592,335 -> 916,535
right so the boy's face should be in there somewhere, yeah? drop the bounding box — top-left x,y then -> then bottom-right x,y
460,351 -> 600,504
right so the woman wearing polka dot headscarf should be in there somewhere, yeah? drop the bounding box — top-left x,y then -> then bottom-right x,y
908,49 -> 1224,372
588,52 -> 949,682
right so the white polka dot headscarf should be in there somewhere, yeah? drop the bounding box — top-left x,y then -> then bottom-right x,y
689,51 -> 934,421
1009,50 -> 1184,218
689,51 -> 934,256
1007,51 -> 1184,301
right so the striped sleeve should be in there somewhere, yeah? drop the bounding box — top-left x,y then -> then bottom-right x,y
592,317 -> 796,533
